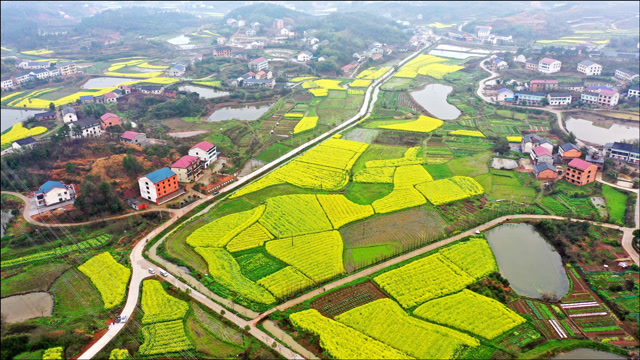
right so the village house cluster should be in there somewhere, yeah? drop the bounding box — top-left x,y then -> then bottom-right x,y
1,60 -> 78,89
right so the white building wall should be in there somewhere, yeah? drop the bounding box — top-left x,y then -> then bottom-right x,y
139,177 -> 158,204
44,187 -> 71,206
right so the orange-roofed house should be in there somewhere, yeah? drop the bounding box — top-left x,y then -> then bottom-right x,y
188,141 -> 217,168
100,113 -> 122,130
170,155 -> 203,183
565,158 -> 597,186
558,143 -> 582,163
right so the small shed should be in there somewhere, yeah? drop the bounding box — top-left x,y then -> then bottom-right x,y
126,198 -> 148,210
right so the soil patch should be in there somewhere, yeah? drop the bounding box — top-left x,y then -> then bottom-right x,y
309,281 -> 387,319
1,292 -> 54,323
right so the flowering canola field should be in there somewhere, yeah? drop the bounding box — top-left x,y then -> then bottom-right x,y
450,130 -> 485,137
226,223 -> 274,252
138,320 -> 193,356
257,266 -> 314,298
186,206 -> 265,247
439,238 -> 497,279
414,289 -> 525,339
195,247 -> 276,304
317,194 -> 374,228
350,79 -> 372,88
393,55 -> 447,78
372,188 -> 426,214
353,167 -> 396,183
357,67 -> 390,80
1,123 -> 48,146
290,309 -> 413,359
293,116 -> 319,134
141,279 -> 189,324
374,253 -> 475,308
259,195 -> 333,236
379,115 -> 443,133
78,252 -> 131,309
265,231 -> 344,282
416,176 -> 484,205
336,298 -> 479,359
366,147 -> 424,168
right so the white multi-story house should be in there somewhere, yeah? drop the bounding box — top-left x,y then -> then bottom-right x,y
70,118 -> 102,139
581,91 -> 599,105
538,58 -> 562,74
1,77 -> 14,89
188,141 -> 218,168
34,180 -> 76,207
11,73 -> 31,84
139,86 -> 163,94
615,68 -> 639,82
547,92 -> 572,106
628,85 -> 639,98
62,106 -> 77,123
56,61 -> 77,75
170,155 -> 203,183
597,89 -> 619,107
297,50 -> 313,62
166,64 -> 186,77
30,68 -> 50,80
577,60 -> 602,76
475,25 -> 492,37
248,57 -> 269,72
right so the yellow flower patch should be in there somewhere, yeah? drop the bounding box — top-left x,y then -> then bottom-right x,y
450,130 -> 485,137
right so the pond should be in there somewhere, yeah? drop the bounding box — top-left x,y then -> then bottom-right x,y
167,35 -> 196,50
207,104 -> 274,122
428,50 -> 484,59
1,109 -> 46,132
1,209 -> 15,237
82,77 -> 137,89
565,117 -> 639,146
485,223 -> 570,299
552,348 -> 625,359
411,84 -> 461,120
1,292 -> 54,323
178,85 -> 229,99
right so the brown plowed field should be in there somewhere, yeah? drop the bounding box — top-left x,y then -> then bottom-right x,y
309,281 -> 387,319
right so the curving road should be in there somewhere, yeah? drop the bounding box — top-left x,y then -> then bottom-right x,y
72,45 -> 428,360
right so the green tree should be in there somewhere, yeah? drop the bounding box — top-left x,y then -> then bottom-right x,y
493,137 -> 511,155
65,162 -> 75,174
49,102 -> 55,111
568,132 -> 576,144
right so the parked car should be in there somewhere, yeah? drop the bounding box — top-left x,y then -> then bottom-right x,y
148,268 -> 156,274
160,269 -> 169,277
213,191 -> 219,195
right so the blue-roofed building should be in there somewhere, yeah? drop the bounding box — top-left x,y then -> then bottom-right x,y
514,91 -> 546,105
167,64 -> 186,77
497,88 -> 514,101
34,111 -> 56,120
603,142 -> 639,164
34,180 -> 75,207
80,95 -> 94,103
138,168 -> 185,204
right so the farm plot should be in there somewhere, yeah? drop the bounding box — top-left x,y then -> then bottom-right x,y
265,231 -> 345,283
372,187 -> 427,214
77,252 -> 130,309
414,289 -> 525,339
424,141 -> 454,164
602,185 -> 628,225
394,165 -> 433,188
195,247 -> 276,305
310,280 -> 388,318
138,320 -> 193,356
141,279 -> 189,324
416,176 -> 484,206
374,253 -> 475,308
366,146 -> 424,168
192,303 -> 245,346
257,266 -> 314,299
1,123 -> 48,147
373,130 -> 428,147
393,54 -> 448,78
378,115 -> 443,133
233,248 -> 287,281
354,167 -> 396,183
186,206 -> 265,248
293,116 -> 319,134
336,298 -> 479,359
289,309 -> 412,359
439,238 -> 497,279
357,67 -> 390,80
259,194 -> 333,236
317,194 -> 374,228
341,206 -> 448,254
342,128 -> 379,144
226,223 -> 274,252
445,137 -> 494,157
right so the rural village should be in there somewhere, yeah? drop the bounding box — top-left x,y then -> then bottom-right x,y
1,1 -> 639,360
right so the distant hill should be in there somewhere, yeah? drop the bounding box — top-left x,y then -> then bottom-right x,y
74,7 -> 201,37
226,3 -> 310,24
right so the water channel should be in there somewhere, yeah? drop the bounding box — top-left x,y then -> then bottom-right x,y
81,77 -> 137,89
485,223 -> 570,299
207,104 -> 274,122
1,109 -> 46,132
411,84 -> 461,120
552,348 -> 625,359
565,117 -> 639,146
178,85 -> 229,99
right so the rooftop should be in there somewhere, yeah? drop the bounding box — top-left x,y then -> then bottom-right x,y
15,137 -> 36,146
144,168 -> 176,184
560,143 -> 580,152
76,117 -> 99,128
191,141 -> 215,152
533,162 -> 556,174
121,131 -> 141,140
599,89 -> 618,96
548,92 -> 571,97
539,57 -> 558,64
100,113 -> 119,121
62,106 -> 76,115
171,155 -> 201,168
610,142 -> 639,153
568,158 -> 594,171
533,146 -> 552,157
35,111 -> 56,117
251,57 -> 268,63
40,180 -> 67,194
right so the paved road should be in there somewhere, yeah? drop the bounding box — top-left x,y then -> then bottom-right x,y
74,45 -> 427,360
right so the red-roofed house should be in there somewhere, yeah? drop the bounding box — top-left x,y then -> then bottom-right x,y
538,58 -> 561,74
170,155 -> 203,183
100,113 -> 122,130
104,92 -> 117,103
597,89 -> 619,107
530,145 -> 553,165
566,158 -> 597,186
120,131 -> 146,145
248,57 -> 269,72
189,141 -> 217,168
